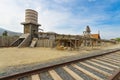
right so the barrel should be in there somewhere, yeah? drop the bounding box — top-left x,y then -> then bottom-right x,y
25,9 -> 38,23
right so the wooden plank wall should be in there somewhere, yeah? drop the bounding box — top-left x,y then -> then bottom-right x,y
37,39 -> 54,48
0,36 -> 19,47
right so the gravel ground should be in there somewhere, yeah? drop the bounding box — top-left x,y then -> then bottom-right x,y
40,71 -> 53,80
54,67 -> 74,80
18,76 -> 31,80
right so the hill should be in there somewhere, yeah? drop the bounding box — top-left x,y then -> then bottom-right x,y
0,27 -> 22,36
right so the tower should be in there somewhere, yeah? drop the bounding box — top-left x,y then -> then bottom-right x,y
86,25 -> 91,34
83,25 -> 91,37
83,25 -> 91,46
21,9 -> 41,39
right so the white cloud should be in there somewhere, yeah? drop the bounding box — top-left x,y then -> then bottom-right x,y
0,0 -> 24,32
39,10 -> 71,31
0,0 -> 119,39
95,24 -> 120,39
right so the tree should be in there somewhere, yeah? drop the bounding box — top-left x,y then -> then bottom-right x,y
116,38 -> 120,42
2,31 -> 8,36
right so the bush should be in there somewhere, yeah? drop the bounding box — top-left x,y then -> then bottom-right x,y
116,38 -> 120,42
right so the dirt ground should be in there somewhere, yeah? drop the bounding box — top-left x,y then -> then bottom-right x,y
0,44 -> 120,73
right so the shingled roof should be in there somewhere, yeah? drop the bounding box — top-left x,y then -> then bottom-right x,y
91,34 -> 101,39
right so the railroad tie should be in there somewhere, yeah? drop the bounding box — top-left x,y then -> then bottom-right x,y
104,56 -> 120,61
91,59 -> 120,69
86,60 -> 114,71
80,62 -> 112,76
31,74 -> 40,80
97,58 -> 120,66
62,66 -> 84,80
100,57 -> 120,63
49,69 -> 63,80
72,64 -> 104,80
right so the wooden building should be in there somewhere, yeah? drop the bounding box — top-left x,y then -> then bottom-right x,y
36,32 -> 84,49
10,9 -> 116,49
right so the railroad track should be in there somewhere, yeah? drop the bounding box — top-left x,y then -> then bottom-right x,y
0,49 -> 120,80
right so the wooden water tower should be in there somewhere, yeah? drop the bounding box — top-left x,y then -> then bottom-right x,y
21,9 -> 41,39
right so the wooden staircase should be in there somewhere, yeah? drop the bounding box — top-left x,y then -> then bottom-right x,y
30,38 -> 38,48
10,33 -> 31,48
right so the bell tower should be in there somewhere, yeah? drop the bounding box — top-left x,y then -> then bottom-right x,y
86,25 -> 91,34
83,25 -> 91,46
21,9 -> 41,39
83,25 -> 91,38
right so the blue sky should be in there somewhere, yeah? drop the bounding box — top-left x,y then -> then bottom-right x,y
0,0 -> 120,39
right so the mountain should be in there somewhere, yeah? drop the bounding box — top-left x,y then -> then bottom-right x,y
0,27 -> 22,36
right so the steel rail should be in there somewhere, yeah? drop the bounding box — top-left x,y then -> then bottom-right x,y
0,48 -> 120,80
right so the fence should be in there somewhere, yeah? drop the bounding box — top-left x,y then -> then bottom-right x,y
0,36 -> 19,47
37,39 -> 54,48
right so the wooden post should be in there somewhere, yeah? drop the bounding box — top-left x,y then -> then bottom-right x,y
75,39 -> 77,49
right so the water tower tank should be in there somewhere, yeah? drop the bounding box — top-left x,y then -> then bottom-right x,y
25,9 -> 38,24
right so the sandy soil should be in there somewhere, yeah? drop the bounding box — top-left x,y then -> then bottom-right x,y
0,47 -> 83,72
0,44 -> 120,73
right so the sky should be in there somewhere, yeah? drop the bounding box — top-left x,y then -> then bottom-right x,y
0,0 -> 120,39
